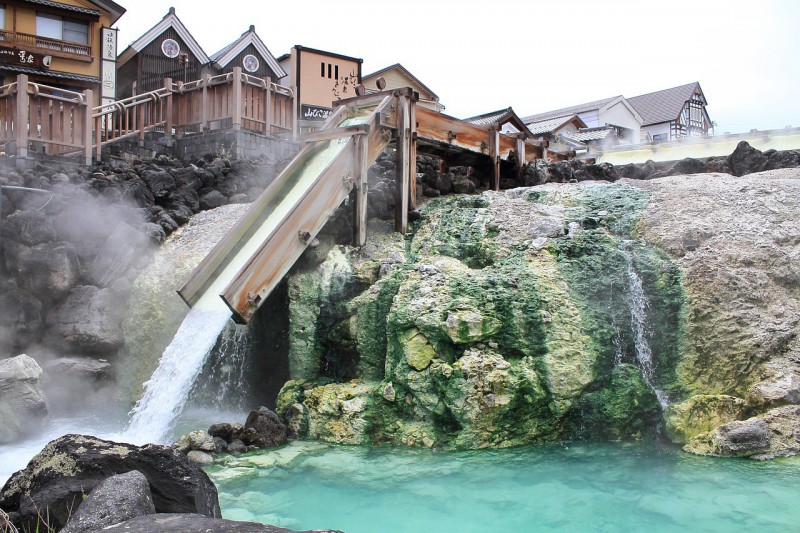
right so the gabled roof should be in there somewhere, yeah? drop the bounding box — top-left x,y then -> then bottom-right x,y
464,107 -> 531,135
569,126 -> 617,142
21,0 -> 125,23
209,25 -> 286,78
525,114 -> 587,135
628,82 -> 706,126
117,7 -> 209,68
363,63 -> 439,101
522,95 -> 621,124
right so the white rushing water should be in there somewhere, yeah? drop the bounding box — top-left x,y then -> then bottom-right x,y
622,248 -> 670,409
125,125 -> 367,444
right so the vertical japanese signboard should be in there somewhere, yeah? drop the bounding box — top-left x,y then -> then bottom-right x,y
100,27 -> 117,105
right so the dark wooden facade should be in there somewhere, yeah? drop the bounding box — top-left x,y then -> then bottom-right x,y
217,43 -> 281,80
118,26 -> 204,98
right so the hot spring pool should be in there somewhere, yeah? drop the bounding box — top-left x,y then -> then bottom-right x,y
205,441 -> 800,532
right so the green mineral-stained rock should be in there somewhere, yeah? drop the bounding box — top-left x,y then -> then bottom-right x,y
664,395 -> 748,444
443,308 -> 502,344
301,380 -> 376,445
566,364 -> 661,440
399,328 -> 438,371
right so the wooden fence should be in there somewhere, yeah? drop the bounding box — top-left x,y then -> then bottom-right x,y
0,67 -> 296,165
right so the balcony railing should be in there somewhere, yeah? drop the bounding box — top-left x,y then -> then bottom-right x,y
0,30 -> 91,58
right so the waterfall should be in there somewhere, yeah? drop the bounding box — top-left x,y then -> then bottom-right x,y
125,290 -> 232,443
189,323 -> 252,411
621,246 -> 670,409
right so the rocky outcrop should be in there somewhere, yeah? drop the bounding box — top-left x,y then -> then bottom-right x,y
61,470 -> 156,533
272,167 -> 800,457
242,407 -> 288,448
0,354 -> 47,443
0,434 -> 220,531
101,513 -> 342,532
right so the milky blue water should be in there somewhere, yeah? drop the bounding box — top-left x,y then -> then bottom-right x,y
206,441 -> 800,533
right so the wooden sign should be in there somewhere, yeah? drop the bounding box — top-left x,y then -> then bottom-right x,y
0,46 -> 51,70
301,104 -> 333,121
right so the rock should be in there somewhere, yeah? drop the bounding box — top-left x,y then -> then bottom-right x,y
60,470 -> 156,533
1,209 -> 57,245
399,328 -> 437,371
102,513 -> 343,532
0,434 -> 220,531
226,440 -> 248,453
229,193 -> 249,204
452,176 -> 476,194
208,422 -> 234,442
664,395 -> 747,444
283,403 -> 308,439
0,289 -> 43,349
5,241 -> 80,303
200,190 -> 228,210
187,430 -> 216,452
187,450 -> 215,464
726,141 -> 768,176
45,286 -> 125,354
141,169 -> 175,198
43,356 -> 111,381
443,308 -> 502,344
0,354 -> 47,443
668,157 -> 709,176
242,407 -> 287,448
87,222 -> 151,287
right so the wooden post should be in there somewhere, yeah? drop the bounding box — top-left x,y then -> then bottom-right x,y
201,73 -> 209,132
291,85 -> 298,140
516,134 -> 526,180
232,67 -> 242,131
95,115 -> 102,161
408,98 -> 417,210
264,76 -> 272,135
137,96 -> 146,146
395,92 -> 411,233
82,89 -> 93,165
164,77 -> 173,144
15,74 -> 28,165
489,126 -> 500,191
354,133 -> 369,246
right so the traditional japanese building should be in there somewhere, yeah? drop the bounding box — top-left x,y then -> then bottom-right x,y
0,0 -> 125,103
116,7 -> 209,98
209,25 -> 285,81
628,82 -> 712,142
362,63 -> 443,112
277,45 -> 362,129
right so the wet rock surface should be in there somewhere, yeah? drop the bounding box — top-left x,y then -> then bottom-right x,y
101,513 -> 342,532
0,354 -> 47,443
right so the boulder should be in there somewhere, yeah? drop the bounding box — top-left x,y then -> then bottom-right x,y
0,434 -> 220,531
43,356 -> 111,381
0,289 -> 43,349
60,470 -> 156,533
0,354 -> 47,443
87,222 -> 150,287
1,209 -> 57,245
726,141 -> 768,176
208,422 -> 234,441
242,407 -> 287,448
200,190 -> 228,210
668,157 -> 709,176
141,169 -> 175,199
102,513 -> 343,532
5,241 -> 80,303
664,395 -> 747,444
186,451 -> 214,464
45,286 -> 125,354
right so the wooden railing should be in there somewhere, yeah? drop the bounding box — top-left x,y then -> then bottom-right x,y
0,74 -> 93,162
0,30 -> 92,58
0,67 -> 297,166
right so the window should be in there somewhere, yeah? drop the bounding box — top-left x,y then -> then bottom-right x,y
0,5 -> 5,31
36,13 -> 89,44
653,133 -> 668,142
321,62 -> 325,77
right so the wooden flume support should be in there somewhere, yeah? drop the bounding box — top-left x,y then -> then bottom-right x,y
179,87 -> 545,324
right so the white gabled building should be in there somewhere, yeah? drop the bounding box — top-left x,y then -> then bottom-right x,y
628,82 -> 712,142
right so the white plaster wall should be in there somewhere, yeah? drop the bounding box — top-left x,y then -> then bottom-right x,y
643,122 -> 671,141
599,102 -> 641,144
578,111 -> 600,128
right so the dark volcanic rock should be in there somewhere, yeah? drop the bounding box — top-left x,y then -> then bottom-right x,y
727,141 -> 768,177
102,513 -> 343,532
0,434 -> 220,531
668,157 -> 709,176
5,241 -> 80,303
2,209 -> 57,245
45,286 -> 125,354
208,422 -> 234,442
242,406 -> 287,448
61,470 -> 156,533
714,419 -> 771,456
0,289 -> 43,348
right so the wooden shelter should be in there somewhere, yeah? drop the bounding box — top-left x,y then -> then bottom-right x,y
116,7 -> 210,98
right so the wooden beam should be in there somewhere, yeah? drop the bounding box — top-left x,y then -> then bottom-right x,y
354,133 -> 369,246
408,98 -> 417,210
489,126 -> 500,191
232,67 -> 242,130
15,74 -> 28,163
164,78 -> 173,145
264,76 -> 272,135
298,124 -> 370,143
395,93 -> 410,233
82,89 -> 92,165
516,134 -> 525,179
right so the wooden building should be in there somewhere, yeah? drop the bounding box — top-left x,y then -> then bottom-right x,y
277,45 -> 362,129
362,63 -> 443,112
628,82 -> 712,142
209,25 -> 285,81
0,0 -> 125,104
116,7 -> 209,98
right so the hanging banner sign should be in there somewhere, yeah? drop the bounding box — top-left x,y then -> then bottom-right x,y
100,27 -> 118,100
0,47 -> 51,69
301,104 -> 333,121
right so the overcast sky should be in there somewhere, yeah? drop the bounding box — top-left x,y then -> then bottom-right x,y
116,0 -> 800,134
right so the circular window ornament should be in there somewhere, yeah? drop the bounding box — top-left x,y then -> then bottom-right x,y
243,54 -> 260,73
161,39 -> 180,58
